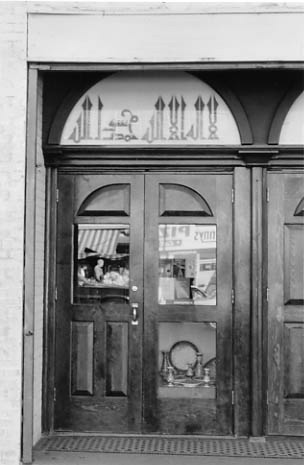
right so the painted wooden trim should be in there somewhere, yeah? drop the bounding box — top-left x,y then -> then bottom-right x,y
25,3 -> 304,15
266,172 -> 284,434
43,145 -> 302,156
22,68 -> 39,464
42,167 -> 57,433
251,167 -> 265,436
41,146 -> 304,171
262,169 -> 269,435
42,167 -> 50,433
234,167 -> 251,435
268,80 -> 304,144
29,62 -> 304,72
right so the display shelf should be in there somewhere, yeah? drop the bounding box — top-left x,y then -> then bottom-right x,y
158,385 -> 216,399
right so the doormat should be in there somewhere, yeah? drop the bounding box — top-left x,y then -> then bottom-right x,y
36,435 -> 304,459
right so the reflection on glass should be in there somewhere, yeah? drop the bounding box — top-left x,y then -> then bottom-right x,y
158,322 -> 216,398
158,225 -> 216,305
75,224 -> 129,303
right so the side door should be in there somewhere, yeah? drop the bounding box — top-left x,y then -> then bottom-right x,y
267,171 -> 304,435
143,173 -> 234,435
54,173 -> 144,432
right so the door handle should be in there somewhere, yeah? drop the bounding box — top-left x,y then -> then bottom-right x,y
131,303 -> 139,326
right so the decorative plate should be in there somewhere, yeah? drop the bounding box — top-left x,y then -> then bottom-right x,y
169,340 -> 199,373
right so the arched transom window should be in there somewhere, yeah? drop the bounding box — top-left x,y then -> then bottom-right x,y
61,71 -> 240,146
280,91 -> 304,144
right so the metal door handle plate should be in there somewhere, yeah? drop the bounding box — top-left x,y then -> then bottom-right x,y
131,303 -> 139,325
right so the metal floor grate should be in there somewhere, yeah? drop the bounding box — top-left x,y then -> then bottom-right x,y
36,435 -> 304,459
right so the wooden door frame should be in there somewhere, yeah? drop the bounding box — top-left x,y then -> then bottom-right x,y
39,165 -> 254,434
24,155 -> 303,465
234,167 -> 251,435
24,155 -> 301,463
22,67 -> 39,465
250,167 -> 268,436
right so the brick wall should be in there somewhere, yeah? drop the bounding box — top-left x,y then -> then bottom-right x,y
0,2 -> 27,464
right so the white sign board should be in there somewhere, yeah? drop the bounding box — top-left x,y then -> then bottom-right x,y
28,11 -> 304,63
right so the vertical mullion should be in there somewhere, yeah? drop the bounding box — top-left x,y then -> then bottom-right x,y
251,167 -> 264,436
234,167 -> 251,435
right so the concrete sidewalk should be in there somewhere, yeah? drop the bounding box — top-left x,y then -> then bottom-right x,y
33,451 -> 303,464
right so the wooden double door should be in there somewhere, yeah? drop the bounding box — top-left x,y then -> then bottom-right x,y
54,172 -> 234,434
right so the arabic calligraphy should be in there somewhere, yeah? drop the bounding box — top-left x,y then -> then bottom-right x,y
102,109 -> 139,142
68,95 -> 219,144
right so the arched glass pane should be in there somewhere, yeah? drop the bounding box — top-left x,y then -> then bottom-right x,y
159,184 -> 213,217
61,71 -> 241,146
280,91 -> 304,144
294,197 -> 304,216
78,184 -> 130,216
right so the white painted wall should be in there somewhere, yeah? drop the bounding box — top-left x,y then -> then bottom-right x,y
0,3 -> 27,464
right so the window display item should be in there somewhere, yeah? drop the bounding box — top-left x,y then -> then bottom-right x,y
202,368 -> 211,387
169,340 -> 199,373
194,353 -> 204,378
167,367 -> 175,387
203,357 -> 216,384
160,351 -> 171,381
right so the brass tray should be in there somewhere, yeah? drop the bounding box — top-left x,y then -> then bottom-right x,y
172,378 -> 204,388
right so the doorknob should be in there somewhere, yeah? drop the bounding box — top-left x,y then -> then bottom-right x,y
131,303 -> 139,326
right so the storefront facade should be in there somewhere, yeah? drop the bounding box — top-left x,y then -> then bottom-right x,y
0,3 -> 304,465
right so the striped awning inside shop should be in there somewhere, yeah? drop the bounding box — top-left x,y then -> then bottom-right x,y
78,228 -> 121,258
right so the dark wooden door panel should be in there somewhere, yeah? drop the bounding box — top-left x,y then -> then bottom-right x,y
143,173 -> 233,435
55,174 -> 144,432
71,321 -> 94,395
267,172 -> 304,436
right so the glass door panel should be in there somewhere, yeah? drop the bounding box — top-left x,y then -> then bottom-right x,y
75,224 -> 130,304
158,322 -> 216,393
157,322 -> 217,434
158,224 -> 216,305
144,173 -> 233,435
